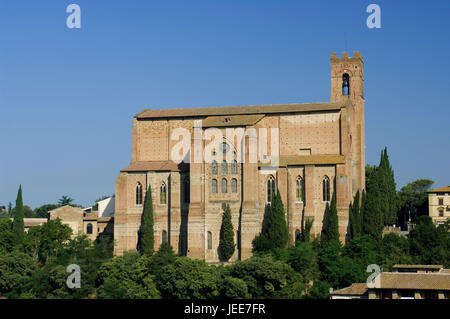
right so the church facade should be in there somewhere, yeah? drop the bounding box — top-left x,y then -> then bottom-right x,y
113,52 -> 366,261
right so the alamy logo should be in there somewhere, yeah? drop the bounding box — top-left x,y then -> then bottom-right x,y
366,264 -> 381,288
66,264 -> 81,289
366,4 -> 381,29
66,4 -> 81,29
170,120 -> 279,173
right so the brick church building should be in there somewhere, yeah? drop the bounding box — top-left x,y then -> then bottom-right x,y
113,52 -> 366,261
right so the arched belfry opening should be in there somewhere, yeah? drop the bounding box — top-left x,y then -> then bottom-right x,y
342,73 -> 350,96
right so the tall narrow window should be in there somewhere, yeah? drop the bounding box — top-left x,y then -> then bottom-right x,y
231,178 -> 237,193
296,177 -> 304,202
267,176 -> 276,203
160,183 -> 167,204
322,176 -> 330,202
184,178 -> 190,203
221,161 -> 228,175
221,178 -> 228,193
342,73 -> 350,96
211,160 -> 218,175
207,231 -> 212,249
439,209 -> 444,217
231,160 -> 238,174
86,223 -> 93,234
438,198 -> 444,205
136,182 -> 143,205
162,230 -> 168,243
212,179 -> 218,194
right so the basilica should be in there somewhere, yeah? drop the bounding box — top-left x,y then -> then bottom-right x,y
113,52 -> 366,262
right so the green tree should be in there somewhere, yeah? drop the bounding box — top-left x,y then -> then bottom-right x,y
12,185 -> 25,250
301,218 -> 314,242
139,186 -> 155,256
349,190 -> 362,239
98,251 -> 160,299
254,190 -> 289,251
156,257 -> 220,299
58,195 -> 74,206
378,148 -> 397,225
0,217 -> 14,253
397,179 -> 434,226
220,276 -> 251,299
0,251 -> 35,298
229,256 -> 305,298
219,204 -> 235,261
363,168 -> 383,241
408,215 -> 448,266
322,191 -> 339,243
24,218 -> 72,263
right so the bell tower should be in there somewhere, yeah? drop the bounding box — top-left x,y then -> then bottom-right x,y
330,51 -> 365,196
330,52 -> 364,104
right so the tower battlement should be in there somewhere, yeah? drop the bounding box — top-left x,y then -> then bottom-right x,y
331,51 -> 363,64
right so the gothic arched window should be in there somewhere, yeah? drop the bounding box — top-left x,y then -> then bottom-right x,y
211,160 -> 218,175
136,182 -> 143,205
221,161 -> 228,175
160,183 -> 167,205
342,73 -> 350,96
86,223 -> 93,235
231,160 -> 238,174
267,176 -> 276,203
296,177 -> 304,202
221,178 -> 228,194
231,178 -> 237,193
207,231 -> 212,250
322,176 -> 330,202
162,230 -> 168,243
212,179 -> 218,194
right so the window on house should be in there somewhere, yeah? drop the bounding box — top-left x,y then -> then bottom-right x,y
136,182 -> 143,205
212,179 -> 218,194
221,161 -> 228,175
296,177 -> 304,202
342,73 -> 350,95
267,176 -> 276,203
160,183 -> 167,204
207,231 -> 212,250
231,160 -> 238,174
438,198 -> 444,205
322,176 -> 330,202
211,161 -> 218,175
221,178 -> 228,193
439,209 -> 444,217
231,178 -> 237,193
86,223 -> 93,235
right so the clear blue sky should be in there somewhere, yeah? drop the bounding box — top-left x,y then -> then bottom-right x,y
1,0 -> 449,209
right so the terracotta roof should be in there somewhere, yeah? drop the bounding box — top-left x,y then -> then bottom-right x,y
375,272 -> 450,290
121,161 -> 182,172
136,102 -> 345,119
330,283 -> 368,296
202,114 -> 265,128
259,155 -> 345,167
393,264 -> 443,270
428,186 -> 450,193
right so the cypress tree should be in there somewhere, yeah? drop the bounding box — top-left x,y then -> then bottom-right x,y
219,204 -> 235,261
302,218 -> 314,242
362,168 -> 383,241
266,190 -> 289,248
140,185 -> 155,256
12,185 -> 25,250
323,191 -> 339,242
349,190 -> 362,239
